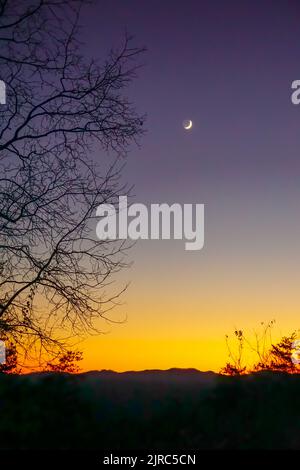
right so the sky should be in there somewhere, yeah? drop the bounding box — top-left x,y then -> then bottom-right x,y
78,0 -> 300,372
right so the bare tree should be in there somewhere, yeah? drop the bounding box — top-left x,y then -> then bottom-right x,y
220,329 -> 246,376
0,0 -> 145,363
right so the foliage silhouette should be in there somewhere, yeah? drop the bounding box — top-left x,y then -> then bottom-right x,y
0,340 -> 19,374
46,350 -> 83,373
221,322 -> 300,375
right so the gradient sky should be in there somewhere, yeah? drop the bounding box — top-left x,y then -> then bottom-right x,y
78,0 -> 300,371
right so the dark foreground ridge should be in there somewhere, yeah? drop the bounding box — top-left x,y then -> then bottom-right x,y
0,369 -> 299,450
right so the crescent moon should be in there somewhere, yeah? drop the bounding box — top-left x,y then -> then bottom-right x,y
183,119 -> 193,130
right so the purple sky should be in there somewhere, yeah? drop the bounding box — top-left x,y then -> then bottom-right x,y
83,0 -> 300,191
80,0 -> 300,370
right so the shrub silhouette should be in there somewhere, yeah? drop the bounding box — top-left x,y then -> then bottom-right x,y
220,363 -> 246,376
0,337 -> 83,374
220,329 -> 247,375
221,322 -> 300,375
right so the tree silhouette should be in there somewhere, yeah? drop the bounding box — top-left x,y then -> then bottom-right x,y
255,333 -> 298,373
46,350 -> 83,373
221,322 -> 300,375
0,0 -> 145,361
0,335 -> 82,374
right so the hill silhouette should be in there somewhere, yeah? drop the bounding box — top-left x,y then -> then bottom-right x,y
0,368 -> 299,450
